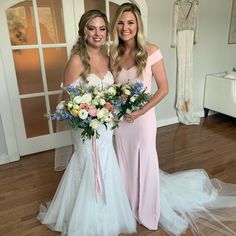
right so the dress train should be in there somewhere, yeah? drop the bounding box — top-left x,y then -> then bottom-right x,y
159,169 -> 236,235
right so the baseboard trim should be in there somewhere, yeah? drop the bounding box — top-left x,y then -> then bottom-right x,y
0,153 -> 9,165
156,110 -> 212,128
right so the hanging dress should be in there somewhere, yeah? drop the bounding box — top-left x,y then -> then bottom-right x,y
171,0 -> 200,125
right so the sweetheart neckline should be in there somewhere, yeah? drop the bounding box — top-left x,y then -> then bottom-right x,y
89,71 -> 112,81
121,66 -> 136,72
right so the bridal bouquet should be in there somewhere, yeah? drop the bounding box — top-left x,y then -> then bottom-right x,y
47,82 -> 151,140
113,82 -> 151,119
47,84 -> 119,141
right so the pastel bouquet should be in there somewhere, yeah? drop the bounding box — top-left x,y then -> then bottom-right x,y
47,82 -> 151,141
113,82 -> 151,120
48,84 -> 119,141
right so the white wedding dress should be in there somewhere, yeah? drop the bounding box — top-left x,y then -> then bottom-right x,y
37,72 -> 136,236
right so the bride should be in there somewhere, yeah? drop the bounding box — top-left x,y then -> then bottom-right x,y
37,9 -> 136,236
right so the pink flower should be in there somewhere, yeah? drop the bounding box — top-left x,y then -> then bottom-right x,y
121,94 -> 127,101
104,102 -> 114,111
79,103 -> 89,111
88,106 -> 97,116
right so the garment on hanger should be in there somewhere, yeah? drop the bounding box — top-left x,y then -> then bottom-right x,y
176,0 -> 199,5
171,0 -> 200,125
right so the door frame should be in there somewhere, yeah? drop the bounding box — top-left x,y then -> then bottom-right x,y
0,0 -> 21,164
0,49 -> 20,164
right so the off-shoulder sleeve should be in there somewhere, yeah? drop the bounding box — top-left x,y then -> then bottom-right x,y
148,49 -> 163,66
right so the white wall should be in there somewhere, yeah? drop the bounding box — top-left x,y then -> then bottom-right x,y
146,0 -> 236,126
0,116 -> 7,154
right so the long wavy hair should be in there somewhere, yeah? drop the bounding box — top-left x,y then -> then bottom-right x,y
71,10 -> 109,80
110,2 -> 148,79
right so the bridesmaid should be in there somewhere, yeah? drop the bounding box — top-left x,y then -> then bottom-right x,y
110,2 -> 169,230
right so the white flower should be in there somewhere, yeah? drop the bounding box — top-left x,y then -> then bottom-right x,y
89,119 -> 100,130
81,93 -> 92,103
123,89 -> 131,96
97,108 -> 109,119
56,100 -> 65,109
99,98 -> 106,106
95,91 -> 103,97
130,96 -> 136,103
67,101 -> 74,109
91,98 -> 99,106
107,86 -> 116,96
73,96 -> 82,104
104,112 -> 113,123
79,109 -> 88,120
113,108 -> 120,115
95,94 -> 101,99
92,87 -> 99,95
126,109 -> 132,114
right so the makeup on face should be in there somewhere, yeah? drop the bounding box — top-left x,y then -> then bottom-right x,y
116,11 -> 138,41
85,17 -> 107,46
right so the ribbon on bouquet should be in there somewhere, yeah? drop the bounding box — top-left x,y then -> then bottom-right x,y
92,132 -> 105,203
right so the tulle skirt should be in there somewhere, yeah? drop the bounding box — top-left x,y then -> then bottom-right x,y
159,169 -> 236,235
37,128 -> 136,236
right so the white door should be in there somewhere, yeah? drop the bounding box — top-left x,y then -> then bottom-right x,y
0,0 -> 146,157
0,0 -> 78,156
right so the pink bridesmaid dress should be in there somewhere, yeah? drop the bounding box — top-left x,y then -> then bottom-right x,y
114,49 -> 163,230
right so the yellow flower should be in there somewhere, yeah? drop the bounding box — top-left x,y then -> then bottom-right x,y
70,109 -> 79,117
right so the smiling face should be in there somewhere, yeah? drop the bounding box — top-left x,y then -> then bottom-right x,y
116,11 -> 138,43
85,17 -> 107,48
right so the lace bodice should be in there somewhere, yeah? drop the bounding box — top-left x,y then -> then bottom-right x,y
71,71 -> 114,89
171,0 -> 198,47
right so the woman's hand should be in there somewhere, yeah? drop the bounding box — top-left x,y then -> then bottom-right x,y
124,109 -> 145,123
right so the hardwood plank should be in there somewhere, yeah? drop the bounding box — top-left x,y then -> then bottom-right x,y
0,114 -> 236,235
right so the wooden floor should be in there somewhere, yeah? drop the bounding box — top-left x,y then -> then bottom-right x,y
0,114 -> 236,236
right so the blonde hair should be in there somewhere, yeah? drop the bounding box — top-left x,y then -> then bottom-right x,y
110,2 -> 148,79
72,10 -> 109,80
